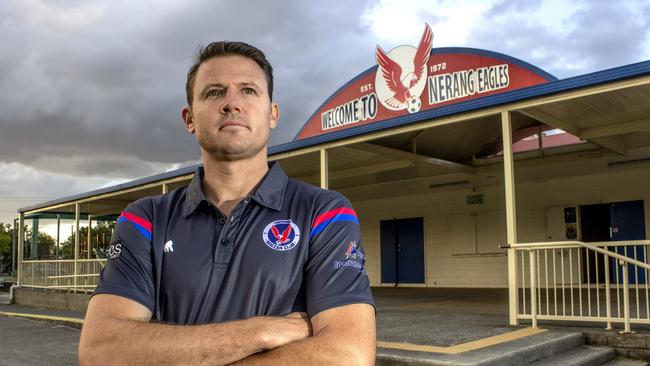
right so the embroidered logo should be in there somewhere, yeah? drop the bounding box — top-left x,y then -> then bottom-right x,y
263,220 -> 300,251
334,241 -> 367,275
106,240 -> 122,260
163,240 -> 174,253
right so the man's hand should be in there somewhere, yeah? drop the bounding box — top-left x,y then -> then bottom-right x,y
259,312 -> 312,349
231,303 -> 376,366
78,295 -> 312,366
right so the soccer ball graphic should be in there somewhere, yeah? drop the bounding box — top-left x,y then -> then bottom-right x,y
407,97 -> 421,113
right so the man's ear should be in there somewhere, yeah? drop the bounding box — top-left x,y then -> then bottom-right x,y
269,102 -> 280,130
181,106 -> 195,134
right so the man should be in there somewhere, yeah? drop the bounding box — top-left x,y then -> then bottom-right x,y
78,41 -> 376,365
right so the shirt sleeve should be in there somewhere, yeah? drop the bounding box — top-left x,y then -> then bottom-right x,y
92,200 -> 155,312
304,191 -> 375,317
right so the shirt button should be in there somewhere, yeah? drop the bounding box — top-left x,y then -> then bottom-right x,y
219,217 -> 226,224
220,239 -> 229,246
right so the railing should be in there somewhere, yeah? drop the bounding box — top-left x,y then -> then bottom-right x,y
510,240 -> 650,333
21,259 -> 107,293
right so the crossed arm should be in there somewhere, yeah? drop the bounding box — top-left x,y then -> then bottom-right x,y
78,294 -> 375,366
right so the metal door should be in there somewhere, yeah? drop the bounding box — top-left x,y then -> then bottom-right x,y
611,200 -> 646,284
380,217 -> 425,284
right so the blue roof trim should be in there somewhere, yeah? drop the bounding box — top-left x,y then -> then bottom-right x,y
19,59 -> 650,214
271,59 -> 650,155
292,47 -> 556,141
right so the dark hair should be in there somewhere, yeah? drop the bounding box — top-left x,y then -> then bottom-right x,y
185,41 -> 274,105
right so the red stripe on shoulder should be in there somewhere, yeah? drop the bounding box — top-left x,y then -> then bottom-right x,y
312,207 -> 357,228
120,211 -> 152,232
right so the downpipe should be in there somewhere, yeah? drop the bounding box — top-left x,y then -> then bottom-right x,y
9,284 -> 18,304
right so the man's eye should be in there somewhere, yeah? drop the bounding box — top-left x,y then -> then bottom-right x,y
243,88 -> 256,95
206,89 -> 224,97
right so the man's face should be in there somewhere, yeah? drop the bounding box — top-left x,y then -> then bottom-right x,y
182,55 -> 279,161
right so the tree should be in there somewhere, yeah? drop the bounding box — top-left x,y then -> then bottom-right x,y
61,221 -> 116,259
23,229 -> 57,259
0,223 -> 15,274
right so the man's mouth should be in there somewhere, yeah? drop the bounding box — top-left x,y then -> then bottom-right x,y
220,120 -> 248,130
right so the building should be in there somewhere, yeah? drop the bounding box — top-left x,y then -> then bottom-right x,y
15,26 -> 650,328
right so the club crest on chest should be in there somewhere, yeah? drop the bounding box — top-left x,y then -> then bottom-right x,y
262,219 -> 300,251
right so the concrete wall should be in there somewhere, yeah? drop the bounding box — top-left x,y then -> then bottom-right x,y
351,163 -> 650,288
14,287 -> 90,313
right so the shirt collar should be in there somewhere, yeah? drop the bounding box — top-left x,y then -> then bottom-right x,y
182,161 -> 287,217
250,161 -> 288,211
182,166 -> 211,217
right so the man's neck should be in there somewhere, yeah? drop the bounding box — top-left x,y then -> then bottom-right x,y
201,152 -> 269,217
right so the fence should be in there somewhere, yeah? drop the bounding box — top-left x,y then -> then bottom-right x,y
21,259 -> 106,292
511,240 -> 650,332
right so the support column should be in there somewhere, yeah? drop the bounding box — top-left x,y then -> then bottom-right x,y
17,213 -> 24,286
56,214 -> 60,258
502,110 -> 519,326
162,183 -> 168,194
12,218 -> 17,277
74,203 -> 80,292
87,214 -> 92,259
31,218 -> 39,259
320,149 -> 329,189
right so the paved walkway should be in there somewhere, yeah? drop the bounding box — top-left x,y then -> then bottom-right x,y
2,288 -> 647,365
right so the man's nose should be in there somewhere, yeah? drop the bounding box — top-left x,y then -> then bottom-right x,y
219,89 -> 242,114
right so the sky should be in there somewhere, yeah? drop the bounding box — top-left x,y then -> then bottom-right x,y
1,0 -> 649,233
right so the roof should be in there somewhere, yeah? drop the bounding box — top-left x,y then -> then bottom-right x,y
18,58 -> 650,214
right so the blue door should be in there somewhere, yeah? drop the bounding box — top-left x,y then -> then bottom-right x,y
380,217 -> 425,284
611,200 -> 646,284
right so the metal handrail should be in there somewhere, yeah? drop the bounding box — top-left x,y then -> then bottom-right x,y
21,259 -> 107,264
19,258 -> 106,292
508,240 -> 650,270
507,239 -> 650,333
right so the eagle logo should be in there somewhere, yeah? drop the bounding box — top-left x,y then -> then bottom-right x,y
263,219 -> 301,251
374,23 -> 433,113
271,224 -> 292,244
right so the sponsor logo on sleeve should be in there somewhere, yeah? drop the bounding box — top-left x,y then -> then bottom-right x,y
333,241 -> 367,275
106,240 -> 122,260
263,220 -> 301,251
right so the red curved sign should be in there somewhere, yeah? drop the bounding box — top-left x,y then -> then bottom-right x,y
295,26 -> 554,141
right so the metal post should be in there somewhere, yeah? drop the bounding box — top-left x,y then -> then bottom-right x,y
502,110 -> 519,325
87,214 -> 92,259
162,183 -> 168,194
56,214 -> 60,259
12,218 -> 17,277
530,250 -> 538,328
17,213 -> 24,286
74,203 -> 80,293
605,247 -> 612,330
320,149 -> 329,189
31,217 -> 39,259
621,260 -> 632,333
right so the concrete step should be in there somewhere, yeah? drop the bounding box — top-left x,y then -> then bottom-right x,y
601,358 -> 649,366
477,331 -> 586,366
527,345 -> 614,366
376,330 -> 586,365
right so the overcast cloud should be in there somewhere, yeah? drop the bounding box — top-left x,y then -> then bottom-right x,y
1,0 -> 649,223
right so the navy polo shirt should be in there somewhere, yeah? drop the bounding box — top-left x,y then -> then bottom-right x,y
94,162 -> 374,325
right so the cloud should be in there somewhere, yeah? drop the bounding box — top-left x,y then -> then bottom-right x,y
0,0 -> 377,175
466,0 -> 650,78
0,161 -> 115,223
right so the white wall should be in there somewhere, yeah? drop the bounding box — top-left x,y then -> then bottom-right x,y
350,164 -> 650,288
